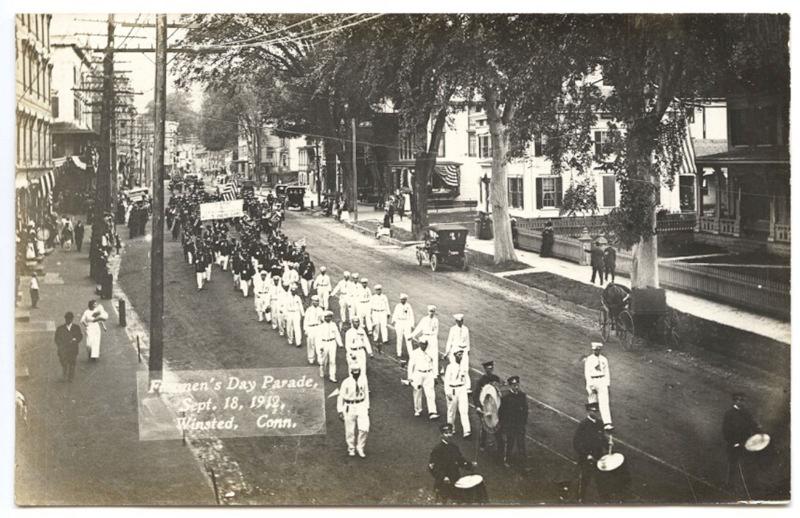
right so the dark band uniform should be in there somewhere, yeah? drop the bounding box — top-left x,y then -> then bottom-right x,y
499,376 -> 528,466
429,437 -> 471,502
722,399 -> 760,485
573,408 -> 607,503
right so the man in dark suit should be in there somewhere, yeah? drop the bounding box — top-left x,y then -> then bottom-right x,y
723,392 -> 761,487
74,220 -> 85,253
499,375 -> 529,468
429,423 -> 474,503
603,245 -> 617,284
573,402 -> 608,503
54,312 -> 83,382
588,240 -> 606,285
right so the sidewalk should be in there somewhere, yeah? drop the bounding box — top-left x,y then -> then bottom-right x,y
14,233 -> 215,505
339,207 -> 790,346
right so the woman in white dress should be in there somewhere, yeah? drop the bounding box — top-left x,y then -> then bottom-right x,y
80,300 -> 108,360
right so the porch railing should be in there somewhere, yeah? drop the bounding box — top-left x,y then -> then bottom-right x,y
774,224 -> 791,243
698,216 -> 739,236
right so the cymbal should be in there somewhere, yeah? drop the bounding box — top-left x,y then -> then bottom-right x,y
597,452 -> 625,472
745,433 -> 770,452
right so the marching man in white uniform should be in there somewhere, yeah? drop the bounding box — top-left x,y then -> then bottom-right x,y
253,271 -> 271,322
80,300 -> 108,360
337,366 -> 370,458
444,314 -> 470,364
369,284 -> 390,347
355,277 -> 372,329
347,272 -> 361,326
304,295 -> 325,364
316,311 -> 342,382
411,305 -> 441,375
444,350 -> 472,439
584,341 -> 613,430
331,271 -> 352,329
345,318 -> 374,374
313,266 -> 332,310
391,293 -> 415,358
407,340 -> 439,420
284,285 -> 305,347
266,276 -> 284,329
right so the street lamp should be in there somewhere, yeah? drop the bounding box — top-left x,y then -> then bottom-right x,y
481,174 -> 491,213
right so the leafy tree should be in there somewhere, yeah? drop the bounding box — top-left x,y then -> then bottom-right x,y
198,88 -> 239,151
462,14 -> 596,263
581,14 -> 789,288
144,90 -> 197,139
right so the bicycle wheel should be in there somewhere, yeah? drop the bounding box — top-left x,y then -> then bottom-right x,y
599,309 -> 610,342
617,310 -> 635,350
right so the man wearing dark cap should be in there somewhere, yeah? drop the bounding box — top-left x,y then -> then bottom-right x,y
474,361 -> 502,447
722,392 -> 762,488
573,403 -> 608,503
428,423 -> 475,503
499,375 -> 529,468
54,312 -> 83,381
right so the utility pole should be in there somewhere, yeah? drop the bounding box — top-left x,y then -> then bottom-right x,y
90,14 -> 114,280
149,14 -> 167,380
351,118 -> 358,222
315,140 -> 321,206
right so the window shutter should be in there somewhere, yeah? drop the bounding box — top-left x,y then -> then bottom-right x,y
603,176 -> 616,207
536,177 -> 543,209
555,176 -> 563,207
594,131 -> 602,158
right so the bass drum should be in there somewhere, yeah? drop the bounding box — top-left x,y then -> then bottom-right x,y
453,474 -> 488,503
479,383 -> 502,433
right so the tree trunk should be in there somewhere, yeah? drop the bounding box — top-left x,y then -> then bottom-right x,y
631,173 -> 660,288
324,140 -> 338,193
485,92 -> 518,264
253,125 -> 262,187
411,118 -> 431,238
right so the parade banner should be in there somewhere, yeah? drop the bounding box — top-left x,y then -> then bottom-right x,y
200,199 -> 244,220
136,367 -> 326,441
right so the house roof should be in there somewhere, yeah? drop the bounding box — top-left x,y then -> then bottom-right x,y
695,146 -> 789,166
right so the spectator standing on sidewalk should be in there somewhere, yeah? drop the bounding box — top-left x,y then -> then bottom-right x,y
541,220 -> 554,257
29,273 -> 40,309
396,191 -> 406,221
61,219 -> 74,250
603,244 -> 617,284
74,220 -> 85,253
586,240 -> 605,285
54,312 -> 83,382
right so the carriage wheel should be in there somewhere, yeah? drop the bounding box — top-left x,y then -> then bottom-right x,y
599,310 -> 610,342
430,254 -> 439,272
617,310 -> 635,351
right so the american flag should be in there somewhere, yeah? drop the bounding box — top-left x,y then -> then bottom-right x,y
219,182 -> 239,201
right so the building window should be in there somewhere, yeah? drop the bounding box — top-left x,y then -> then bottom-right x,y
602,175 -> 616,207
533,133 -> 545,157
298,148 -> 309,168
536,176 -> 563,209
478,134 -> 491,158
467,131 -> 477,157
679,175 -> 695,212
729,108 -> 747,147
51,96 -> 59,118
594,131 -> 612,159
508,177 -> 524,209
